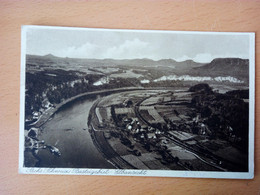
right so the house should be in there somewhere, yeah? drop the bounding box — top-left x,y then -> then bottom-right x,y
147,133 -> 156,139
32,111 -> 40,120
42,99 -> 53,109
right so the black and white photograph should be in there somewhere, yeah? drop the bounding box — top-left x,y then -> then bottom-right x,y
19,25 -> 255,178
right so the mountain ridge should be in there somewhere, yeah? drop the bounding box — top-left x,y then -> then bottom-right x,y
26,54 -> 249,82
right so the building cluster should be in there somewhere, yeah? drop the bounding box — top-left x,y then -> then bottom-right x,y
123,117 -> 162,141
26,99 -> 55,125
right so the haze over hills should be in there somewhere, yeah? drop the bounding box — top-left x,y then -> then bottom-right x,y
27,54 -> 205,68
26,54 -> 249,83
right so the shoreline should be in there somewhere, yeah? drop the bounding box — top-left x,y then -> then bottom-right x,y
29,87 -> 144,128
25,87 -> 145,168
88,99 -> 136,169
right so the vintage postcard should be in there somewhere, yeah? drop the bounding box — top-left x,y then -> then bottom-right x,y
19,25 -> 255,178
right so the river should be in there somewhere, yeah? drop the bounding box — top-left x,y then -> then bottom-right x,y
37,96 -> 114,168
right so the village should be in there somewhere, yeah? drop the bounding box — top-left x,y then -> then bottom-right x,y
89,84 -> 248,171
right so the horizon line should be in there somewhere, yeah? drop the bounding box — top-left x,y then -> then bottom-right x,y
26,53 -> 249,63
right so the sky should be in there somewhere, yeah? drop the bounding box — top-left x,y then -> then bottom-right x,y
26,26 -> 251,63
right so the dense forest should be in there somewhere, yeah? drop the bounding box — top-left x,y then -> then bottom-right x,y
189,84 -> 249,151
25,69 -> 102,117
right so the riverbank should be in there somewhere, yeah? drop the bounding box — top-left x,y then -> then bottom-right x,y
88,99 -> 135,169
87,89 -> 184,170
25,87 -> 144,168
29,87 -> 143,128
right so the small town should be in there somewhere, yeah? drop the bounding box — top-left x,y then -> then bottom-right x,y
88,84 -> 248,171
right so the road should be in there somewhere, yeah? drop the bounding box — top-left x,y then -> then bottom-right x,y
88,99 -> 136,169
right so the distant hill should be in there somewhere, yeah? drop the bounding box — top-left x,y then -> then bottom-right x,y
191,58 -> 249,81
26,55 -> 249,83
194,58 -> 249,73
26,54 -> 204,70
44,54 -> 57,58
